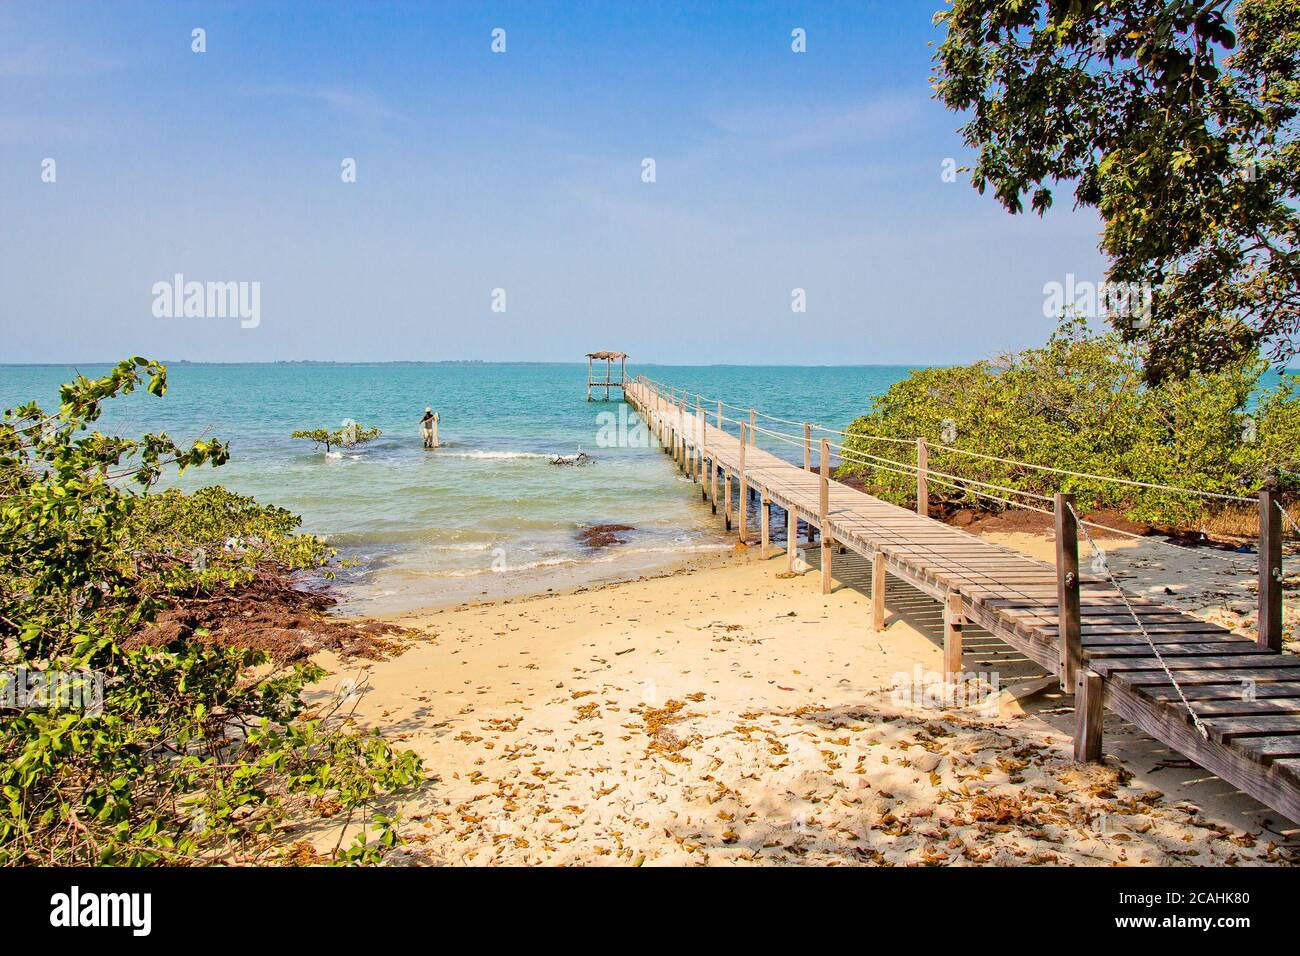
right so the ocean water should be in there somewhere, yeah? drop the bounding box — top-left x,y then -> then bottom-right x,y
0,363 -> 916,613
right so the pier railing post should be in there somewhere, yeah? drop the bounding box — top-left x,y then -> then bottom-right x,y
738,423 -> 748,542
1259,478 -> 1283,651
872,551 -> 887,631
820,438 -> 832,594
697,402 -> 706,496
760,486 -> 770,559
716,400 -> 722,431
749,409 -> 756,445
803,424 -> 811,471
1054,492 -> 1081,692
916,438 -> 929,518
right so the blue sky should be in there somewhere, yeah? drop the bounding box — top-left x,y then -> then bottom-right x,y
0,0 -> 1111,364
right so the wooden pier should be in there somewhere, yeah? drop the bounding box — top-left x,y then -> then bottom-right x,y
625,378 -> 1300,824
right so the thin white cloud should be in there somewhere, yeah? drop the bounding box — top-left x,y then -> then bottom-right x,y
0,42 -> 127,78
706,91 -> 927,153
244,85 -> 406,124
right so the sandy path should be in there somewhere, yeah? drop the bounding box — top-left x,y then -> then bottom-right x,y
308,544 -> 1296,866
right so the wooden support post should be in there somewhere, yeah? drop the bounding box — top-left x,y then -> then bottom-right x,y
787,509 -> 798,571
711,460 -> 719,514
1054,492 -> 1081,692
1074,670 -> 1104,762
872,552 -> 887,631
697,403 -> 705,487
803,424 -> 811,471
716,400 -> 723,430
749,409 -> 756,445
943,592 -> 963,680
431,414 -> 439,449
586,357 -> 592,401
916,437 -> 929,518
1259,479 -> 1283,651
738,423 -> 748,542
724,472 -> 732,530
760,487 -> 770,559
820,438 -> 832,594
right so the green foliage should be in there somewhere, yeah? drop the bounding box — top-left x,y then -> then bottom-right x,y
0,360 -> 421,865
839,319 -> 1300,527
933,0 -> 1300,381
291,423 -> 381,454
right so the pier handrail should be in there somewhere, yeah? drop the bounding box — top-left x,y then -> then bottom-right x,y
635,373 -> 1260,504
724,409 -> 1261,573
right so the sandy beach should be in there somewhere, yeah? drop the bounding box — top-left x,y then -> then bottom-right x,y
303,530 -> 1299,867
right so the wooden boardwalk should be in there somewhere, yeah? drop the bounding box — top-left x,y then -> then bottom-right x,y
625,380 -> 1300,823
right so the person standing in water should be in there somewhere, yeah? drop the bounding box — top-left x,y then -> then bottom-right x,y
420,407 -> 439,449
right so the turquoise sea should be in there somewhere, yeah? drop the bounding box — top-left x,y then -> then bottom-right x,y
0,363 -> 915,613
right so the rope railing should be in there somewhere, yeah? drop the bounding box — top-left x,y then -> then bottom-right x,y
639,378 -> 1274,592
634,373 -> 1275,506
738,406 -> 1264,573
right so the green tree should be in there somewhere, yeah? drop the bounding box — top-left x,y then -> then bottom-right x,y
292,422 -> 381,454
933,0 -> 1300,382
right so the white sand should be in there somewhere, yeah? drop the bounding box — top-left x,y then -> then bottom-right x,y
305,536 -> 1297,866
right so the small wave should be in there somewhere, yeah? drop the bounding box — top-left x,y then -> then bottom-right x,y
431,555 -> 578,578
438,449 -> 553,460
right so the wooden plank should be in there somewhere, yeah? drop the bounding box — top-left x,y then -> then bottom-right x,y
1202,715 -> 1300,740
1093,656 -> 1300,676
1083,642 -> 1274,659
1141,681 -> 1300,702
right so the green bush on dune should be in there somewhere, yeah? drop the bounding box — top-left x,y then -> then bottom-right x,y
839,319 -> 1300,528
0,359 -> 421,865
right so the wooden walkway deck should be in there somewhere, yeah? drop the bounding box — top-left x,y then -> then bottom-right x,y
625,380 -> 1300,824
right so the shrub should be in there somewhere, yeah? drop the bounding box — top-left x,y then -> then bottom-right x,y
838,319 -> 1299,528
0,359 -> 421,865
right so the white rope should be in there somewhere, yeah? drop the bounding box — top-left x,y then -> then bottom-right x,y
1068,502 -> 1210,740
742,409 -> 1259,579
928,441 -> 1255,504
638,375 -> 1262,504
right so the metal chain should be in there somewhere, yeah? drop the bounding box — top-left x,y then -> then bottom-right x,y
1069,502 -> 1209,740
